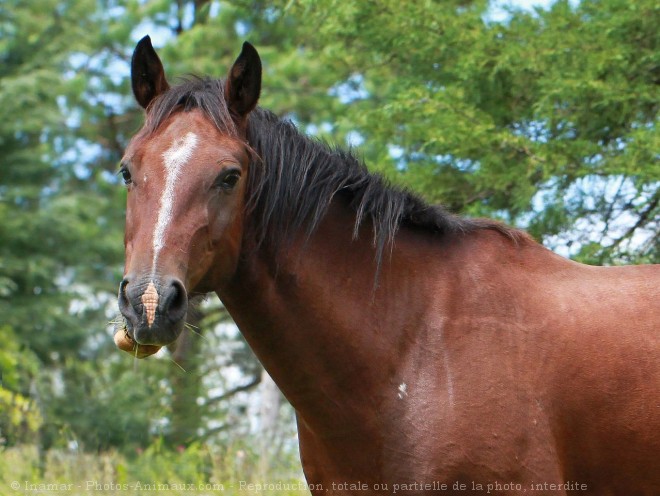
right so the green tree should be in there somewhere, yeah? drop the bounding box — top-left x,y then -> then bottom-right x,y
0,325 -> 41,446
0,0 -> 166,454
279,0 -> 659,263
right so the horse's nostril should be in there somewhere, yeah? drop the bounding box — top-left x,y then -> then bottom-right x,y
118,278 -> 131,313
164,278 -> 188,323
119,277 -> 137,320
118,276 -> 187,332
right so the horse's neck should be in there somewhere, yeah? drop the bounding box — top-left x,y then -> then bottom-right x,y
217,202 -> 447,432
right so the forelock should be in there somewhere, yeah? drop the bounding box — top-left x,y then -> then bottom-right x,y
138,76 -> 238,141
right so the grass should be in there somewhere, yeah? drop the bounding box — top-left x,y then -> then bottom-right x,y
0,443 -> 309,495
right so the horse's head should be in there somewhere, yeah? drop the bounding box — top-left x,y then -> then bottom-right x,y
117,37 -> 261,349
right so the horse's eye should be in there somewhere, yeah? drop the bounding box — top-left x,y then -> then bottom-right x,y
215,169 -> 241,191
118,166 -> 132,185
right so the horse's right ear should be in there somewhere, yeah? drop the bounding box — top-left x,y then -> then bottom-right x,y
225,42 -> 262,119
131,35 -> 170,109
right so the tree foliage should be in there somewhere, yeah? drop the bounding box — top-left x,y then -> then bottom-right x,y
0,0 -> 165,452
282,0 -> 659,263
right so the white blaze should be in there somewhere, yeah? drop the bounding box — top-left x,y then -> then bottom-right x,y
152,132 -> 198,272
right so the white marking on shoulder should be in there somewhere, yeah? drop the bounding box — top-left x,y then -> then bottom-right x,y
152,132 -> 198,271
397,382 -> 408,399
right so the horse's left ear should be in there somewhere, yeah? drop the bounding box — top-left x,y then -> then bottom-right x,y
225,42 -> 262,119
131,35 -> 170,109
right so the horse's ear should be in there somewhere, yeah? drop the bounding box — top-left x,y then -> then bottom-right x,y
225,42 -> 261,119
131,35 -> 170,109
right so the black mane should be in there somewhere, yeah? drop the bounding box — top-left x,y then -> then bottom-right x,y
140,77 -> 523,267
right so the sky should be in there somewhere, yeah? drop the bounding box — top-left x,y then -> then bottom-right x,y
488,0 -> 579,22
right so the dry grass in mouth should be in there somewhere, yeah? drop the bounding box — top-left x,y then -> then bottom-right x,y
109,317 -> 162,359
108,296 -> 207,364
108,318 -> 197,373
184,321 -> 207,341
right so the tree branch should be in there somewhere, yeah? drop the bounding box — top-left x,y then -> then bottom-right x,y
608,189 -> 660,253
203,376 -> 261,407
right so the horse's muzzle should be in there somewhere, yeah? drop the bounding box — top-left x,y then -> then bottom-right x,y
118,275 -> 188,346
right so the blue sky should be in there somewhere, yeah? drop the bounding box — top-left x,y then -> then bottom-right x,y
488,0 -> 579,21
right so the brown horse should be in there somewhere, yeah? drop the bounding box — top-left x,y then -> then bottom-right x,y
117,36 -> 660,495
